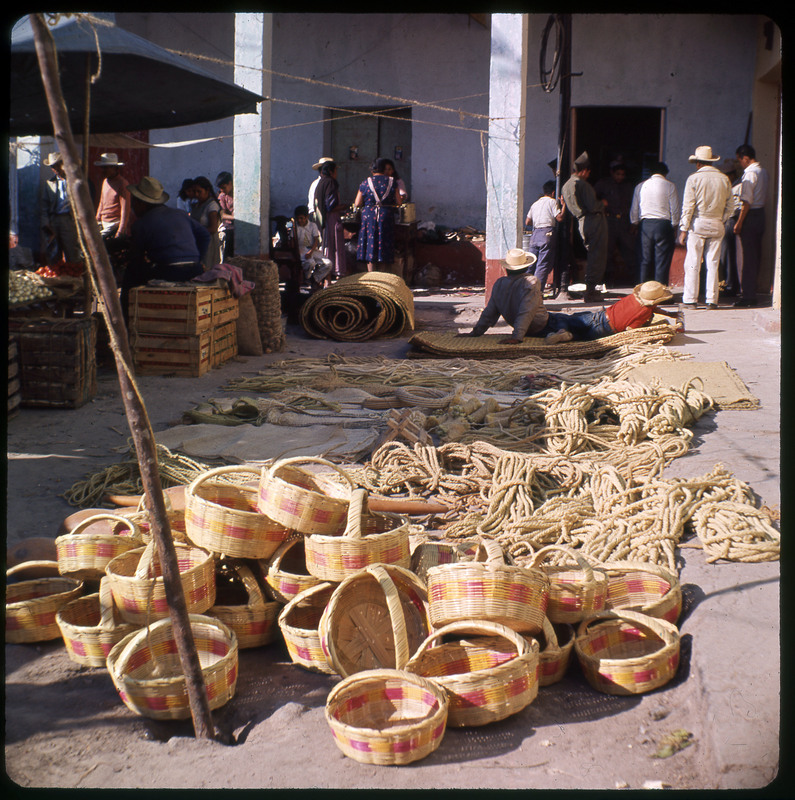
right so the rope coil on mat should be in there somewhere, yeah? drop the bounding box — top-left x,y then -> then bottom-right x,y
693,502 -> 781,563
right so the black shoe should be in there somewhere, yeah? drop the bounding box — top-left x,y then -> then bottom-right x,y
682,302 -> 698,309
733,298 -> 757,308
722,288 -> 737,298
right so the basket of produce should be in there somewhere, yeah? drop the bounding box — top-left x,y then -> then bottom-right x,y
325,669 -> 448,765
257,457 -> 354,535
56,577 -> 139,667
304,488 -> 410,582
207,562 -> 280,649
409,538 -> 479,583
319,564 -> 430,678
106,614 -> 238,720
405,620 -> 540,727
602,561 -> 682,624
103,541 -> 216,626
278,581 -> 337,674
426,539 -> 549,635
185,465 -> 291,560
8,269 -> 54,307
6,576 -> 84,643
262,534 -> 323,604
527,544 -> 608,624
56,513 -> 143,581
534,616 -> 575,687
574,609 -> 680,695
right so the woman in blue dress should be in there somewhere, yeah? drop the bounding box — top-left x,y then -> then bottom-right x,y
353,157 -> 397,271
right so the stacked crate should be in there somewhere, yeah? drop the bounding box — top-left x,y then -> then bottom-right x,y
129,285 -> 239,377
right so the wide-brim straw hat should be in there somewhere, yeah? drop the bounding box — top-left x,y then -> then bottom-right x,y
94,152 -> 124,167
501,248 -> 538,272
44,152 -> 63,167
689,145 -> 721,163
633,281 -> 674,306
128,176 -> 169,205
312,157 -> 334,170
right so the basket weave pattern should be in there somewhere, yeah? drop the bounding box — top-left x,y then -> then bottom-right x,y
278,582 -> 338,674
56,513 -> 143,580
263,535 -> 323,604
603,561 -> 682,623
6,577 -> 84,643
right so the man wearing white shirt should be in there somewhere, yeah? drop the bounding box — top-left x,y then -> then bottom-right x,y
630,162 -> 680,284
525,180 -> 565,290
733,144 -> 769,307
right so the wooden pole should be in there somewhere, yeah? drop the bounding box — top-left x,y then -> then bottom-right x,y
30,13 -> 216,740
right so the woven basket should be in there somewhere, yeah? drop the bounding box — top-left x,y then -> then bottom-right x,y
103,541 -> 216,626
426,540 -> 550,635
278,581 -> 338,674
405,620 -> 540,727
185,465 -> 291,560
207,563 -> 280,649
114,491 -> 189,544
6,576 -> 84,643
106,614 -> 238,720
262,534 -> 323,604
574,609 -> 680,695
257,457 -> 353,535
56,577 -> 139,667
55,513 -> 143,581
534,617 -> 575,686
409,538 -> 479,583
602,561 -> 682,624
319,564 -> 430,678
7,560 -> 60,582
304,488 -> 410,582
528,545 -> 608,624
325,669 -> 448,765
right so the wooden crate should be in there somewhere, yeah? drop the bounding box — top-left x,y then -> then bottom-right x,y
8,338 -> 21,418
129,285 -> 239,335
212,320 -> 238,368
9,318 -> 97,409
131,329 -> 212,377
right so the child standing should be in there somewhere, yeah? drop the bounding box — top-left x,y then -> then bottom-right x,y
294,205 -> 332,288
525,180 -> 565,291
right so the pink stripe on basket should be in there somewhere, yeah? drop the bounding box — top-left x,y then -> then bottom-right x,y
349,738 -> 373,752
505,675 -> 530,697
70,640 -> 87,656
384,686 -> 407,702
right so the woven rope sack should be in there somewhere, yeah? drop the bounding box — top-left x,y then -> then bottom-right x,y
325,669 -> 448,766
56,577 -> 139,668
185,465 -> 291,560
262,534 -> 323,604
103,541 -> 216,626
304,488 -> 411,582
207,562 -> 280,649
106,614 -> 238,720
426,539 -> 550,635
409,538 -> 480,583
405,620 -> 540,727
532,617 -> 575,687
55,513 -> 143,581
258,457 -> 353,535
528,545 -> 608,624
319,564 -> 431,678
602,561 -> 682,624
6,576 -> 83,643
574,608 -> 680,695
278,581 -> 338,674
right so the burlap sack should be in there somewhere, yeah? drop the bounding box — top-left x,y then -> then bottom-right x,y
236,292 -> 264,356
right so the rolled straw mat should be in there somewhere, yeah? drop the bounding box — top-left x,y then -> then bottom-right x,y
300,272 -> 415,341
624,360 -> 759,409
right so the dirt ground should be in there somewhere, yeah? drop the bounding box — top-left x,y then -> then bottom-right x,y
4,288 -> 782,791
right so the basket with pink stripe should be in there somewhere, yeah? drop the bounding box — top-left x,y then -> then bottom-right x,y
278,581 -> 338,674
262,534 -> 323,604
6,576 -> 84,643
602,560 -> 682,624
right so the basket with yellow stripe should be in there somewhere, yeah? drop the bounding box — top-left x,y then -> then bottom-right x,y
6,576 -> 84,643
324,669 -> 448,765
304,488 -> 410,582
106,614 -> 238,720
262,534 -> 323,604
534,616 -> 576,686
278,581 -> 337,674
405,620 -> 540,727
574,609 -> 680,695
602,561 -> 682,624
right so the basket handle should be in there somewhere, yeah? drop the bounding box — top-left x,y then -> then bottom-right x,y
540,616 -> 560,652
264,456 -> 355,488
134,541 -> 157,580
365,564 -> 412,670
186,464 -> 263,498
98,577 -> 117,630
226,563 -> 267,609
342,489 -> 369,540
577,608 -> 676,643
474,538 -> 505,565
530,544 -> 599,582
66,513 -> 141,540
266,533 -> 302,572
136,490 -> 174,515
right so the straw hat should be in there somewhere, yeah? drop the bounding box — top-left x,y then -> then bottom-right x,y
501,248 -> 537,272
688,145 -> 721,163
94,152 -> 124,167
633,281 -> 674,306
128,176 -> 169,205
312,157 -> 334,170
44,152 -> 63,167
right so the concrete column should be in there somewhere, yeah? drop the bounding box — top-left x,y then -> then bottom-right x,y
13,137 -> 43,255
234,13 -> 272,257
485,14 -> 529,300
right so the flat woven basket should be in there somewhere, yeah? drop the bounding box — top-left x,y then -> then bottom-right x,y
106,614 -> 238,720
103,541 -> 216,626
405,620 -> 540,727
6,576 -> 84,643
185,465 -> 290,560
262,534 -> 323,604
56,577 -> 139,667
602,561 -> 682,624
574,609 -> 680,695
55,513 -> 143,581
319,564 -> 431,678
257,457 -> 353,535
532,617 -> 575,686
409,538 -> 480,583
278,581 -> 338,675
304,488 -> 410,582
207,563 -> 280,649
426,540 -> 550,635
325,668 -> 448,766
528,545 -> 609,624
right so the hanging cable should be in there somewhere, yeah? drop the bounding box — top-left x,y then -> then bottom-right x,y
539,14 -> 564,93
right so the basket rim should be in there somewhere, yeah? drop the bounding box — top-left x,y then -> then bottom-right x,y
104,543 -> 214,582
6,576 -> 83,608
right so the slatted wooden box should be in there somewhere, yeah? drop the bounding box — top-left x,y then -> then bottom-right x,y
212,320 -> 238,368
8,338 -> 21,418
131,329 -> 212,377
129,285 -> 238,335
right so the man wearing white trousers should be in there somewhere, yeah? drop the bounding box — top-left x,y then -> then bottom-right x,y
678,145 -> 734,309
